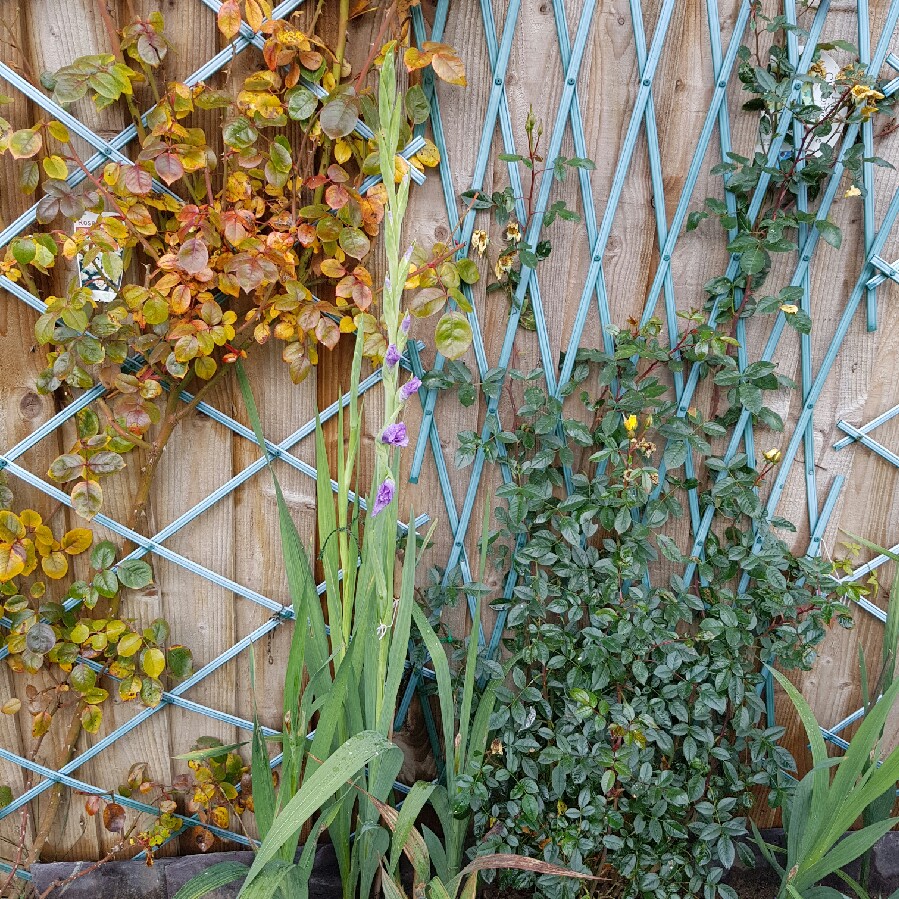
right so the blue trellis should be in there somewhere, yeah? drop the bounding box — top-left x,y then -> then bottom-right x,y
0,0 -> 898,879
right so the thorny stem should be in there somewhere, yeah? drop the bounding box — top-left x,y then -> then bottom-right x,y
353,2 -> 395,93
120,315 -> 259,578
94,0 -> 123,63
24,704 -> 83,871
35,820 -> 141,899
97,398 -> 154,451
122,378 -> 183,568
313,0 -> 351,207
0,690 -> 64,897
92,0 -> 147,142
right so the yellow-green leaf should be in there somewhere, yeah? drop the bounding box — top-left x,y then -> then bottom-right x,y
47,121 -> 70,143
69,622 -> 90,644
9,129 -> 42,160
61,528 -> 93,555
81,705 -> 102,733
42,155 -> 68,180
117,632 -> 143,657
41,551 -> 68,580
0,511 -> 25,542
435,311 -> 473,360
141,647 -> 165,679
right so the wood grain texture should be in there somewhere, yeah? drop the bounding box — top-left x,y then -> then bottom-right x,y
2,0 -> 899,865
0,1 -> 44,868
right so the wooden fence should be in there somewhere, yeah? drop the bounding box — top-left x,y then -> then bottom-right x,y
1,0 -> 899,867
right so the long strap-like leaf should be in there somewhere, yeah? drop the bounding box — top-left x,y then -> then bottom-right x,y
242,731 -> 393,892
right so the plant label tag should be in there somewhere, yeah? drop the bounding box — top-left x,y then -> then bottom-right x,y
75,211 -> 123,303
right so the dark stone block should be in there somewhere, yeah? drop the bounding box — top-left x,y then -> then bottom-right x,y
727,827 -> 899,896
163,851 -> 254,899
308,843 -> 343,898
31,859 -> 166,899
30,844 -> 345,899
868,831 -> 899,894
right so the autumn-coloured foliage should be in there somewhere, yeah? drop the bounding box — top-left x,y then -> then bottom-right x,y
0,4 -> 467,520
0,0 -> 467,878
0,479 -> 191,742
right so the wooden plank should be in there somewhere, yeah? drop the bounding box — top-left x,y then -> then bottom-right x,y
0,1 -> 45,872
4,0 -> 899,861
19,0 -> 140,863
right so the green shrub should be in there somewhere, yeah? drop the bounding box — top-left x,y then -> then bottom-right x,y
459,330 -> 857,899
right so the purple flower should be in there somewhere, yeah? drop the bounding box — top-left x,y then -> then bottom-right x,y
399,377 -> 421,402
381,423 -> 409,447
385,344 -> 400,368
372,478 -> 395,517
401,313 -> 412,335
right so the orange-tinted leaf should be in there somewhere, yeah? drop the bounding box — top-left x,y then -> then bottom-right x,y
217,0 -> 241,40
320,258 -> 346,279
85,795 -> 102,816
0,543 -> 27,582
210,806 -> 230,829
403,46 -> 432,72
315,315 -> 340,350
325,183 -> 350,210
122,165 -> 153,195
245,0 -> 265,31
155,152 -> 184,186
423,42 -> 467,85
103,801 -> 126,833
178,238 -> 209,275
171,284 -> 192,315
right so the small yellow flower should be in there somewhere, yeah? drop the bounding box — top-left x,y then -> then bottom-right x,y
780,303 -> 799,315
494,253 -> 513,280
505,220 -> 521,242
471,229 -> 489,256
623,414 -> 638,435
861,103 -> 880,120
763,448 -> 782,464
490,738 -> 503,756
809,60 -> 828,79
845,184 -> 862,198
851,84 -> 884,103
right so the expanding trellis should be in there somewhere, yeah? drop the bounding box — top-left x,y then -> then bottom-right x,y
2,0 -> 899,879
